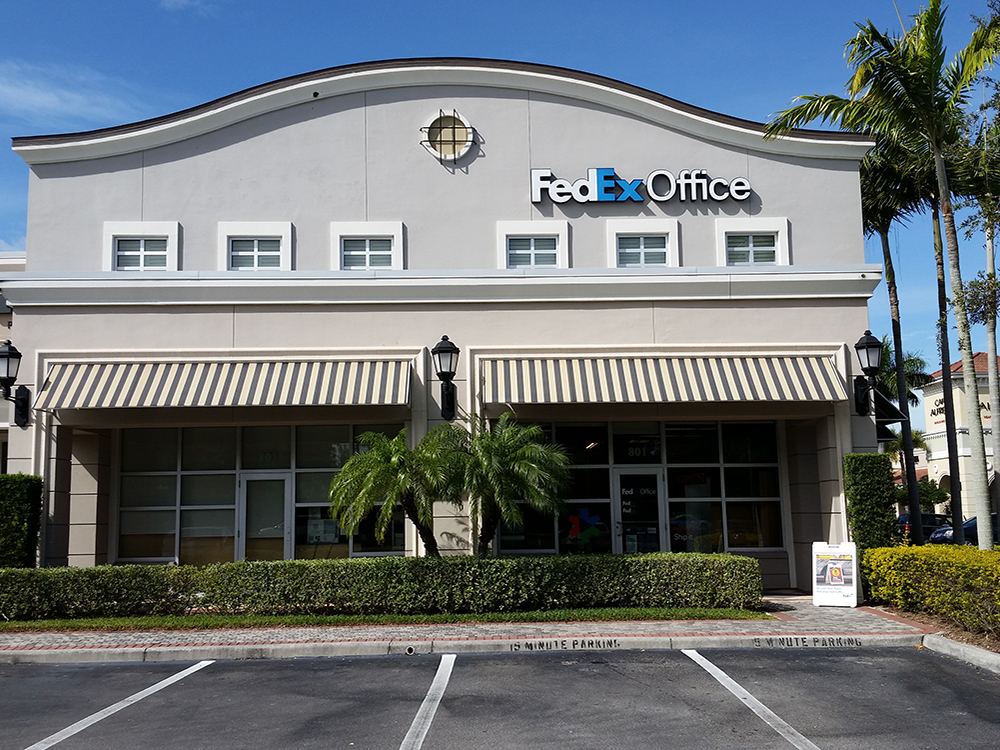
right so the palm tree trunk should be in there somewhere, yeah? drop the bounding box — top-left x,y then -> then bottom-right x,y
400,494 -> 441,558
476,504 -> 501,558
987,221 -> 999,516
932,199 -> 965,542
935,147 -> 992,549
880,229 -> 923,541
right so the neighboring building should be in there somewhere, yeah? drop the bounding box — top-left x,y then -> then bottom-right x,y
920,352 -> 1000,509
3,59 -> 879,590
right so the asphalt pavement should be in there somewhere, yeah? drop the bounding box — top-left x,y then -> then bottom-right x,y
1,595 -> 997,672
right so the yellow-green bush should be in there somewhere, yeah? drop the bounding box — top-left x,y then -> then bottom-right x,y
864,546 -> 1000,636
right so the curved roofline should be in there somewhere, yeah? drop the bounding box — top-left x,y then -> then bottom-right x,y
12,57 -> 873,164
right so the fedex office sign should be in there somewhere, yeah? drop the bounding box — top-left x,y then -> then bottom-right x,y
530,168 -> 751,204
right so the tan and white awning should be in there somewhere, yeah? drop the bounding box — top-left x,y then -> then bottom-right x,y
481,356 -> 845,404
34,359 -> 411,410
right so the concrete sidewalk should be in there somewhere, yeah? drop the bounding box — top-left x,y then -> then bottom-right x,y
2,595 -> 998,673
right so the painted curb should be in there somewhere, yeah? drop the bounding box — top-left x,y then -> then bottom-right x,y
0,632 -> 929,664
922,633 -> 1000,675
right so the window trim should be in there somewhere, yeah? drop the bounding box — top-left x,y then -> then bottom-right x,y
497,220 -> 569,269
330,221 -> 404,271
606,218 -> 679,268
103,221 -> 179,272
218,221 -> 292,271
715,217 -> 789,267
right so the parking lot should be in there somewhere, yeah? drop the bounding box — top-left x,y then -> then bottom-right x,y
3,648 -> 999,750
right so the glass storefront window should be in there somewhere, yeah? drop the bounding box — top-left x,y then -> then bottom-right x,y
498,505 -> 557,552
180,474 -> 236,506
353,507 -> 405,554
179,508 -> 235,565
664,423 -> 719,464
118,509 -> 175,558
182,427 -> 236,471
242,425 -> 291,469
296,425 -> 351,469
725,467 -> 780,498
294,506 -> 349,559
668,501 -> 723,553
565,468 -> 611,500
667,467 -> 721,498
612,422 -> 661,464
722,422 -> 778,464
554,424 -> 609,465
726,501 -> 782,548
120,475 -> 176,507
121,428 -> 177,472
295,472 -> 336,504
559,501 -> 613,555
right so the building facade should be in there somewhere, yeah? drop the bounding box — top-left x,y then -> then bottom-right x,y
921,353 -> 999,508
4,59 -> 879,590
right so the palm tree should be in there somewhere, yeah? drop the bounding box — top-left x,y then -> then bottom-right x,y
859,139 -> 928,539
875,336 -> 932,406
766,1 -> 1000,549
451,413 -> 570,557
329,426 -> 463,558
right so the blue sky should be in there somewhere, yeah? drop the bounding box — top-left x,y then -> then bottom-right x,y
0,1 -> 995,427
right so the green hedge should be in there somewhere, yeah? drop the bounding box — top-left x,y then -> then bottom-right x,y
864,546 -> 1000,636
0,553 -> 762,621
843,453 -> 898,550
0,474 -> 43,568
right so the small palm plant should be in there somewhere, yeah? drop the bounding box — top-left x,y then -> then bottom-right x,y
453,413 -> 570,557
329,426 -> 463,558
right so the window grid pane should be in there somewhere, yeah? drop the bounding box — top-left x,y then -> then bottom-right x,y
617,235 -> 669,268
727,233 -> 778,266
507,236 -> 558,268
342,237 -> 394,270
115,237 -> 168,272
229,238 -> 282,270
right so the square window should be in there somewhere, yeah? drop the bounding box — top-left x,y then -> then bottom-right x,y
104,222 -> 179,271
331,222 -> 404,270
497,220 -> 568,269
218,222 -> 292,271
715,218 -> 789,266
507,236 -> 558,268
617,235 -> 668,267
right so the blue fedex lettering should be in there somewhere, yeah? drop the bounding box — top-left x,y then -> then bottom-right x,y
530,168 -> 750,204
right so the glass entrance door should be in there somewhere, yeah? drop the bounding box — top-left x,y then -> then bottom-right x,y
613,469 -> 665,553
239,473 -> 292,560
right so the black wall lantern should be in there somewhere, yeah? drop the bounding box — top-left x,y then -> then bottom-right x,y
0,340 -> 29,428
853,330 -> 882,416
431,335 -> 460,421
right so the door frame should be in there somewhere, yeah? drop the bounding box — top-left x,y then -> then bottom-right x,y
237,471 -> 293,560
611,467 -> 666,554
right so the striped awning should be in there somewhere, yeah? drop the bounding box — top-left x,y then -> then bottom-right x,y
481,356 -> 845,404
34,360 -> 411,410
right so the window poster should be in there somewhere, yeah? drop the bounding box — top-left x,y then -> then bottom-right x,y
812,541 -> 858,607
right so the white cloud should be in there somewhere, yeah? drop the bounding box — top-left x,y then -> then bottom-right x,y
0,61 -> 149,130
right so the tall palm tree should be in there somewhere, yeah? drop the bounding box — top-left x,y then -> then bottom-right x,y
875,336 -> 932,406
329,426 -> 464,558
766,1 -> 1000,548
451,413 -> 570,557
860,139 -> 928,540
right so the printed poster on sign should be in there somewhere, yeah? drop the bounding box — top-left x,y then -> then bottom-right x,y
812,541 -> 858,607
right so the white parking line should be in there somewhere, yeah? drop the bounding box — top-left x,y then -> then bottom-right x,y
22,660 -> 215,750
682,649 -> 822,750
399,653 -> 456,750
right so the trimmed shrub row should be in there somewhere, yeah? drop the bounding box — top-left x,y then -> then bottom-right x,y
0,553 -> 762,621
863,546 -> 1000,636
843,453 -> 898,550
0,474 -> 43,569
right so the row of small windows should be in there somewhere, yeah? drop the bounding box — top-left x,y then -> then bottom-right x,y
106,219 -> 788,272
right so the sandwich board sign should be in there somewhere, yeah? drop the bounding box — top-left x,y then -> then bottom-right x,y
812,541 -> 858,607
